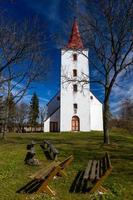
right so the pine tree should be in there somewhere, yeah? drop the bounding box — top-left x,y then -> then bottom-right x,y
29,93 -> 39,131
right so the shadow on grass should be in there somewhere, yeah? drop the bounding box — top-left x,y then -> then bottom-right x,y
69,170 -> 85,193
39,146 -> 52,161
43,150 -> 52,160
0,132 -> 103,145
16,179 -> 44,194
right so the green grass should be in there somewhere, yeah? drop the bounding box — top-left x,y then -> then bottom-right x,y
0,131 -> 133,200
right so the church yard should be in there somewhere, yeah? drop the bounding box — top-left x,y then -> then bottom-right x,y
0,131 -> 132,200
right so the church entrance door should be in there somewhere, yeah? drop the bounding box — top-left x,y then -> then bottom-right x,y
50,122 -> 58,132
71,116 -> 80,131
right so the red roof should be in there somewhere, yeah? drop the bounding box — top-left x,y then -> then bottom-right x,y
66,19 -> 84,49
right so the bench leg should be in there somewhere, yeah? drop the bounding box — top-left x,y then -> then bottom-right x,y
89,182 -> 108,194
89,168 -> 112,194
89,181 -> 101,194
36,184 -> 55,196
45,185 -> 56,196
58,169 -> 67,177
54,154 -> 58,161
36,166 -> 61,196
98,185 -> 108,193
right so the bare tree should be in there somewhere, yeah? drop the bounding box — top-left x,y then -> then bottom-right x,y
15,102 -> 29,133
0,14 -> 49,93
63,0 -> 133,144
80,0 -> 133,144
119,99 -> 133,132
61,0 -> 133,144
0,12 -> 50,138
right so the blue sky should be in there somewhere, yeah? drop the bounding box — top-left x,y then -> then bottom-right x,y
1,0 -> 133,115
0,0 -> 66,107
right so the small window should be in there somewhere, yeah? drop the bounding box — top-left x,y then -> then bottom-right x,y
90,96 -> 93,100
73,53 -> 77,61
73,103 -> 78,114
73,103 -> 78,109
73,69 -> 77,77
73,84 -> 77,92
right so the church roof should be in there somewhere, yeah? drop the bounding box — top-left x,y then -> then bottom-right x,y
66,19 -> 84,49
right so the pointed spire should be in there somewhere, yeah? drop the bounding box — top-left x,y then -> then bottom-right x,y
66,19 -> 84,49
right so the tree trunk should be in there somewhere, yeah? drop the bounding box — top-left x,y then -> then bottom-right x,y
103,98 -> 110,144
0,126 -> 6,140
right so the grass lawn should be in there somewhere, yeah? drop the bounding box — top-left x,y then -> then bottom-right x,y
0,131 -> 133,200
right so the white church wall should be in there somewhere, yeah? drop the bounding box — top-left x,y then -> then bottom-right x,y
60,49 -> 91,131
90,92 -> 103,131
44,118 -> 50,132
44,108 -> 60,132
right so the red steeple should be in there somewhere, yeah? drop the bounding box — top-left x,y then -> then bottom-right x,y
66,19 -> 84,49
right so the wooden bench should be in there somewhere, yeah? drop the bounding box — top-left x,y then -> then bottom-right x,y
17,155 -> 74,196
82,152 -> 112,194
40,140 -> 59,160
40,140 -> 51,149
29,155 -> 74,179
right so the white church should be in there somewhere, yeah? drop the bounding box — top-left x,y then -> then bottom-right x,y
44,19 -> 103,132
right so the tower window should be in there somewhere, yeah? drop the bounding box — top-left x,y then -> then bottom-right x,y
73,53 -> 77,61
73,69 -> 77,77
73,84 -> 77,92
73,103 -> 78,109
73,103 -> 78,114
90,96 -> 93,100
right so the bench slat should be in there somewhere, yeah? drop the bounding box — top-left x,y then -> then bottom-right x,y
81,153 -> 112,193
59,155 -> 73,169
43,140 -> 51,145
89,160 -> 97,180
41,140 -> 59,160
50,144 -> 59,154
83,160 -> 92,180
95,161 -> 100,180
43,140 -> 51,149
30,161 -> 58,179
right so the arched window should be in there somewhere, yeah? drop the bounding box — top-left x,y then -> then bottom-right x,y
71,116 -> 80,131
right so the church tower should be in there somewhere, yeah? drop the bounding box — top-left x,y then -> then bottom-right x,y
60,19 -> 91,131
44,19 -> 103,133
